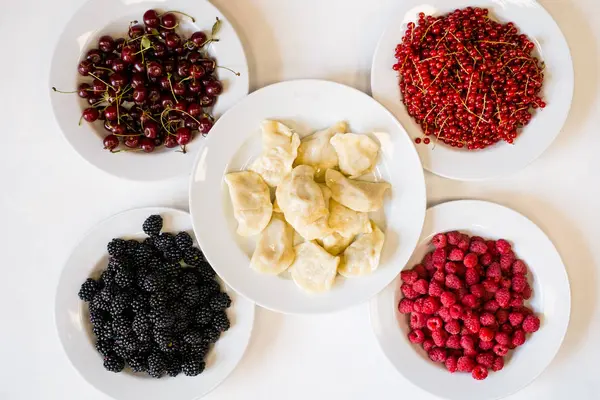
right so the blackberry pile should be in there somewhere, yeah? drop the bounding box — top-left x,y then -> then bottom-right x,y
78,214 -> 231,378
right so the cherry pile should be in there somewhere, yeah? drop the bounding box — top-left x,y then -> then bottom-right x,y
54,9 -> 234,153
398,232 -> 541,380
394,7 -> 546,150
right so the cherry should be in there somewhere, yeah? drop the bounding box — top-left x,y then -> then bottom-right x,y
86,49 -> 103,64
98,35 -> 115,53
184,116 -> 199,130
131,72 -> 145,88
103,53 -> 118,68
133,86 -> 147,103
128,24 -> 144,38
140,137 -> 156,152
104,106 -> 118,121
161,13 -> 177,29
82,108 -> 100,122
199,94 -> 216,107
165,32 -> 181,48
188,52 -> 201,64
191,32 -> 208,47
147,61 -> 163,77
111,59 -> 126,73
174,101 -> 187,112
87,96 -> 100,106
112,123 -> 126,135
121,46 -> 137,63
184,95 -> 197,104
198,116 -> 213,134
163,59 -> 176,74
172,81 -> 187,96
177,60 -> 191,77
143,121 -> 159,138
153,42 -> 167,58
176,127 -> 192,145
143,9 -> 160,28
78,83 -> 91,98
188,103 -> 202,117
103,134 -> 119,151
188,80 -> 202,94
133,60 -> 146,73
78,60 -> 93,76
158,76 -> 171,91
164,135 -> 178,148
199,58 -> 216,74
160,93 -> 175,109
190,64 -> 205,79
92,79 -> 106,94
125,135 -> 140,148
174,46 -> 185,56
204,80 -> 223,96
110,72 -> 127,89
115,38 -> 126,52
104,120 -> 114,132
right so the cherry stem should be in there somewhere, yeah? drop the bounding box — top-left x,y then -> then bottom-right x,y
160,10 -> 196,23
217,65 -> 241,76
52,87 -> 79,94
89,72 -> 116,91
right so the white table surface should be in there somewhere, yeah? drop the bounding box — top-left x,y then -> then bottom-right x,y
1,0 -> 599,399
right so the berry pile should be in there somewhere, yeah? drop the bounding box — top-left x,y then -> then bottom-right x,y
54,9 -> 236,153
393,7 -> 546,150
398,232 -> 541,380
78,215 -> 232,377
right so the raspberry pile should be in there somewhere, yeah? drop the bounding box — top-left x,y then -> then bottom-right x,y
78,215 -> 232,378
393,7 -> 546,150
398,231 -> 541,380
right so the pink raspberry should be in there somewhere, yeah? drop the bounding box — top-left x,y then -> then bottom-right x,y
509,312 -> 524,327
423,253 -> 434,270
482,279 -> 499,293
480,253 -> 493,266
408,329 -> 425,343
432,329 -> 448,347
510,294 -> 524,308
496,309 -> 509,324
512,259 -> 528,275
413,279 -> 429,294
413,297 -> 424,313
486,240 -> 498,255
432,248 -> 447,266
457,356 -> 476,372
460,334 -> 475,349
432,270 -> 446,283
465,268 -> 480,286
455,287 -> 468,301
492,356 -> 504,372
429,347 -> 447,363
500,323 -> 513,334
445,320 -> 461,335
512,329 -> 526,346
472,365 -> 489,380
461,294 -> 478,309
447,231 -> 461,245
476,352 -> 495,368
422,296 -> 441,315
500,252 -> 516,271
413,264 -> 428,279
496,239 -> 512,254
410,312 -> 427,329
472,236 -> 484,242
522,314 -> 540,333
522,283 -> 532,299
400,269 -> 418,284
427,316 -> 443,331
463,252 -> 479,268
429,280 -> 444,297
437,306 -> 452,322
422,339 -> 435,352
486,262 -> 502,279
479,339 -> 494,351
458,235 -> 470,251
483,300 -> 500,313
401,283 -> 419,299
445,274 -> 462,290
448,248 -> 465,261
470,283 -> 485,299
479,327 -> 494,342
440,291 -> 457,307
398,298 -> 414,314
444,261 -> 459,274
445,356 -> 458,373
431,233 -> 448,249
495,331 -> 510,346
479,312 -> 496,326
445,334 -> 461,349
470,240 -> 488,254
493,344 -> 508,356
495,288 -> 511,308
449,304 -> 463,319
500,278 -> 512,289
464,317 -> 481,334
512,274 -> 528,293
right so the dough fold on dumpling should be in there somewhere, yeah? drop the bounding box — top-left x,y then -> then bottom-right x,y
290,241 -> 340,293
330,133 -> 379,178
338,221 -> 385,277
295,122 -> 348,180
249,120 -> 301,187
328,199 -> 372,238
224,171 -> 273,236
317,232 -> 354,256
250,213 -> 295,275
290,184 -> 332,240
325,169 -> 390,212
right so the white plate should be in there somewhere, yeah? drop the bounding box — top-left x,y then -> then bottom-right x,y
55,207 -> 255,400
50,0 -> 249,181
371,0 -> 573,180
370,200 -> 570,400
189,79 -> 426,314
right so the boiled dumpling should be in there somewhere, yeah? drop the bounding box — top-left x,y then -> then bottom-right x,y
325,169 -> 390,212
250,213 -> 295,275
338,221 -> 385,277
276,165 -> 328,224
295,121 -> 348,180
290,241 -> 340,293
328,199 -> 372,238
330,133 -> 380,178
225,171 -> 272,236
291,184 -> 333,240
317,232 -> 354,256
249,120 -> 301,187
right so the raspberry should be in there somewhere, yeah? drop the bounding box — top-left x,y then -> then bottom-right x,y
455,287 -> 468,300
509,312 -> 524,327
501,323 -> 513,334
471,236 -> 484,242
464,317 -> 481,334
482,279 -> 499,293
470,240 -> 488,254
429,280 -> 444,297
423,253 -> 434,270
440,291 -> 457,307
470,284 -> 485,299
492,356 -> 504,372
455,263 -> 466,277
432,248 -> 447,267
422,296 -> 441,315
496,309 -> 509,324
480,312 -> 496,326
413,264 -> 428,279
445,274 -> 462,290
400,270 -> 418,284
460,335 -> 475,349
445,356 -> 458,373
447,231 -> 461,245
472,365 -> 489,380
429,347 -> 447,363
446,334 -> 461,349
432,270 -> 446,283
413,279 -> 429,294
398,298 -> 414,314
499,278 -> 511,289
463,253 -> 478,268
423,339 -> 435,352
486,240 -> 498,255
495,331 -> 510,346
500,252 -> 516,271
449,304 -> 463,319
483,300 -> 500,313
480,253 -> 493,266
445,320 -> 461,335
510,294 -> 524,308
432,329 -> 448,347
401,283 -> 419,299
486,262 -> 502,279
427,316 -> 443,331
465,268 -> 480,285
461,294 -> 478,309
448,248 -> 465,262
496,239 -> 512,254
457,235 -> 470,250
444,261 -> 459,274
457,356 -> 476,372
431,233 -> 448,249
493,344 -> 509,356
408,329 -> 425,344
522,283 -> 532,299
512,259 -> 528,275
476,352 -> 495,368
522,314 -> 540,333
437,306 -> 452,322
479,340 -> 494,351
479,327 -> 494,342
410,312 -> 427,329
495,288 -> 511,308
413,297 -> 424,313
512,274 -> 528,293
512,329 -> 526,346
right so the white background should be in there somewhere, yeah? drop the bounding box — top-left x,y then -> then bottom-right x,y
0,0 -> 598,399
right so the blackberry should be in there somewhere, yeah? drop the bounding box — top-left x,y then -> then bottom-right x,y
163,246 -> 183,263
112,317 -> 132,336
181,356 -> 205,376
149,292 -> 169,311
78,278 -> 100,302
149,310 -> 175,329
131,294 -> 149,314
197,285 -> 212,303
143,236 -> 156,249
132,314 -> 151,334
116,334 -> 139,352
95,339 -> 114,356
197,262 -> 217,280
209,292 -> 232,311
89,309 -> 110,326
103,354 -> 125,373
99,268 -> 116,286
183,330 -> 203,344
115,267 -> 134,288
179,270 -> 199,286
143,215 -> 163,237
147,352 -> 166,378
213,311 -> 231,332
205,279 -> 222,294
125,239 -> 140,256
166,355 -> 182,377
92,322 -> 114,341
181,285 -> 200,307
141,273 -> 166,293
175,232 -> 193,250
165,279 -> 184,298
107,256 -> 127,273
127,355 -> 148,373
172,304 -> 190,321
172,318 -> 190,333
113,344 -> 131,359
159,337 -> 180,353
99,284 -> 118,302
195,306 -> 213,325
184,342 -> 209,358
154,233 -> 175,251
91,294 -> 110,312
110,292 -> 132,315
107,238 -> 127,257
158,262 -> 179,280
182,247 -> 205,266
137,336 -> 153,354
134,244 -> 154,266
202,326 -> 221,344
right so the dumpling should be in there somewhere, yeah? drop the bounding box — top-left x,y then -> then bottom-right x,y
290,241 -> 340,293
338,221 -> 385,277
295,122 -> 348,180
250,214 -> 295,275
328,199 -> 372,238
249,120 -> 301,187
291,184 -> 333,240
276,165 -> 328,224
330,133 -> 380,178
224,171 -> 273,237
325,169 -> 390,212
317,232 -> 354,256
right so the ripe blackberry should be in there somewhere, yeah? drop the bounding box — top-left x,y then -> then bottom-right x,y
103,354 -> 125,373
113,343 -> 131,359
184,342 -> 209,358
195,306 -> 213,325
183,330 -> 203,344
143,236 -> 156,250
155,233 -> 175,251
78,278 -> 100,302
99,268 -> 116,287
213,311 -> 230,332
107,238 -> 127,257
96,339 -> 114,356
116,334 -> 139,352
175,232 -> 193,250
89,309 -> 110,326
166,355 -> 182,377
150,310 -> 175,329
202,326 -> 221,343
110,292 -> 133,315
182,356 -> 205,376
127,355 -> 148,373
205,279 -> 222,294
196,285 -> 211,304
158,262 -> 179,280
143,215 -> 163,237
134,245 -> 154,266
125,239 -> 140,256
137,336 -> 153,354
107,256 -> 127,272
180,270 -> 199,286
181,285 -> 200,307
131,294 -> 149,314
112,317 -> 133,336
132,314 -> 151,334
183,247 -> 205,266
147,352 -> 166,378
159,336 -> 180,353
163,246 -> 183,262
172,318 -> 190,333
99,284 -> 118,302
209,292 -> 231,311
150,292 -> 169,310
92,322 -> 114,341
141,273 -> 166,292
197,262 -> 216,280
115,267 -> 134,288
